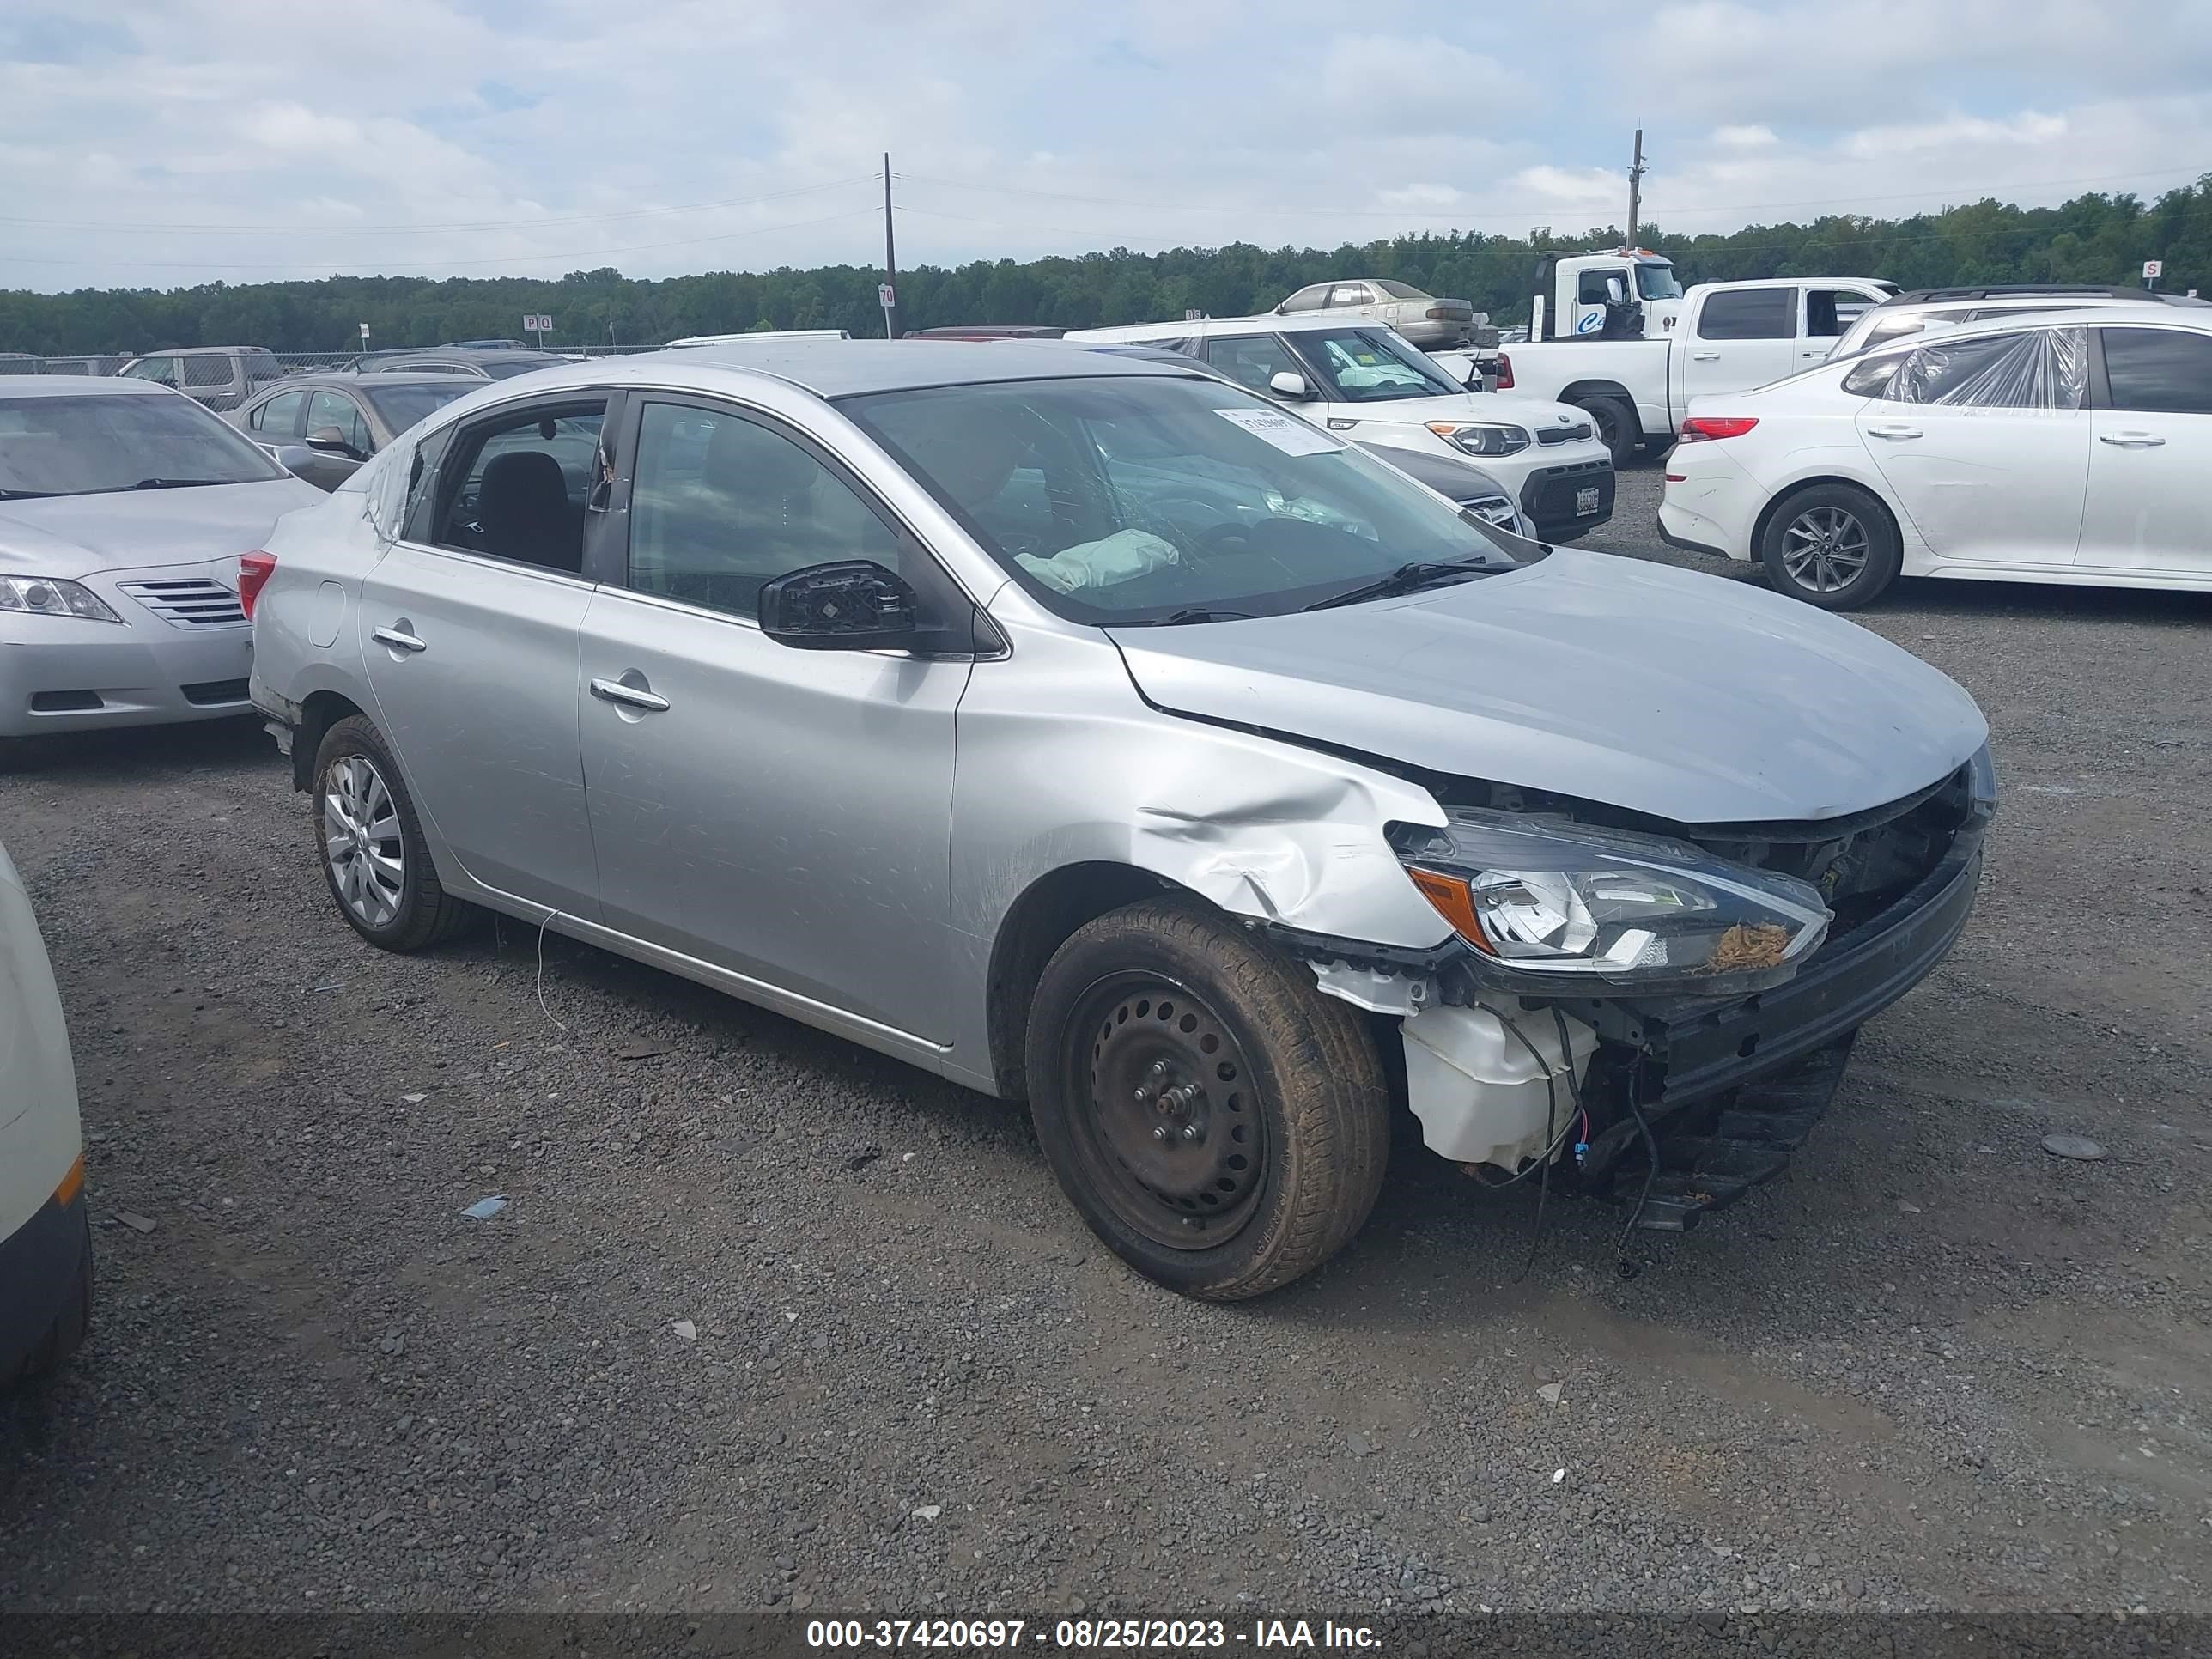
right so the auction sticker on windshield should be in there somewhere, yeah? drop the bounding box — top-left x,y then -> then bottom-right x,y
1213,408 -> 1343,456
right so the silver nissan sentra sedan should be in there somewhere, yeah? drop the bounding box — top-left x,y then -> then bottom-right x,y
248,342 -> 1994,1299
0,376 -> 321,754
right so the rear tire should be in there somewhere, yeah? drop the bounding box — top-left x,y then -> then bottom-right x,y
311,714 -> 478,951
1759,482 -> 1902,611
1580,396 -> 1640,468
1024,896 -> 1390,1300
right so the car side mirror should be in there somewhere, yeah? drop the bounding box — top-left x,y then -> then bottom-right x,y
265,442 -> 319,479
307,425 -> 361,458
1268,370 -> 1312,399
758,560 -> 922,652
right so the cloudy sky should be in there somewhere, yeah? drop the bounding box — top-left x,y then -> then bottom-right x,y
3,0 -> 2209,293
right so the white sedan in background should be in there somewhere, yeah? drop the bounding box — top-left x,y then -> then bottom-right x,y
1659,308 -> 2212,608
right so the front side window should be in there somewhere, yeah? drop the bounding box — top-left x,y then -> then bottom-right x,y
1886,327 -> 2087,410
0,392 -> 285,497
626,401 -> 903,620
844,374 -> 1522,625
250,389 -> 307,434
1291,328 -> 1460,403
1696,288 -> 1793,341
122,356 -> 179,387
307,390 -> 372,455
1201,334 -> 1304,395
2100,326 -> 2212,416
431,400 -> 607,573
1578,270 -> 1617,306
1279,285 -> 1328,313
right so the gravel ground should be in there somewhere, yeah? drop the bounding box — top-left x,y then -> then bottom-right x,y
3,465 -> 2209,1620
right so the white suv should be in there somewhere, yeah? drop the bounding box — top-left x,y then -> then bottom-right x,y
1064,316 -> 1614,542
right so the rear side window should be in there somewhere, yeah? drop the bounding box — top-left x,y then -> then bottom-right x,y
2100,326 -> 2212,415
1695,288 -> 1793,341
250,389 -> 307,434
431,401 -> 608,574
182,354 -> 234,389
1884,327 -> 2087,410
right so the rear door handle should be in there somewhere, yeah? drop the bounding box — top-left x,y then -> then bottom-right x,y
590,675 -> 671,713
371,623 -> 427,653
1865,424 -> 1923,441
1690,349 -> 1721,362
2100,432 -> 2166,447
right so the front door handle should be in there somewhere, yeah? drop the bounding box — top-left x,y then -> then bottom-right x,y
372,623 -> 427,653
1690,349 -> 1721,362
590,675 -> 671,714
2100,432 -> 2166,448
1865,424 -> 1924,441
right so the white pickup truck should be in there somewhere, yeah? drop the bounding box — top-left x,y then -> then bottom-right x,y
1437,276 -> 1897,464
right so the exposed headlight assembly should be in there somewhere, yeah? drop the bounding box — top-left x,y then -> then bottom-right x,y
1395,809 -> 1832,994
1426,421 -> 1531,458
0,574 -> 123,623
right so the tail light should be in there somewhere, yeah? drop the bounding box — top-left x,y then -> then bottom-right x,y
1679,416 -> 1759,442
1492,352 -> 1514,390
238,551 -> 276,620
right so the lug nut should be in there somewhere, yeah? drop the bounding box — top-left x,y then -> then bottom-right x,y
1152,1125 -> 1170,1143
1181,1123 -> 1203,1143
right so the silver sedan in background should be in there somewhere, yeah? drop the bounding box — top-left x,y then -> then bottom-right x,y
0,378 -> 321,754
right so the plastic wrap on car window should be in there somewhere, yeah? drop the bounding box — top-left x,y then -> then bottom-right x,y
1891,326 -> 2086,410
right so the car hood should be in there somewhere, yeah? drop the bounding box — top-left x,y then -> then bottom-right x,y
0,477 -> 320,580
1328,391 -> 1590,433
1105,550 -> 1988,825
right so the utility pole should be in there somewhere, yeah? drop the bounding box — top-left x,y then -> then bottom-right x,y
881,154 -> 899,340
1626,129 -> 1646,249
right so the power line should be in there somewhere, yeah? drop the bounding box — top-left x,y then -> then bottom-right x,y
892,165 -> 2209,226
890,204 -> 2142,266
0,207 -> 884,276
0,174 -> 882,236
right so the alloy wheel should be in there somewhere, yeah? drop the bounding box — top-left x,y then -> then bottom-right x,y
322,754 -> 405,928
1780,505 -> 1870,593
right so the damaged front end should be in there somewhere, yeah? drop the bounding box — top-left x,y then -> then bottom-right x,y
1287,746 -> 1996,1231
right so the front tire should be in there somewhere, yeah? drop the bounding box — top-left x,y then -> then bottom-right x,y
311,714 -> 477,951
1759,483 -> 1902,610
1024,897 -> 1390,1300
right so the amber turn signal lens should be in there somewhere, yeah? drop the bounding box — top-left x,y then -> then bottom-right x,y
52,1152 -> 86,1208
1407,867 -> 1491,951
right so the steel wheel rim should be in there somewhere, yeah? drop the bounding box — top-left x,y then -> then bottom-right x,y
1780,506 -> 1870,592
322,754 -> 404,928
1061,973 -> 1267,1251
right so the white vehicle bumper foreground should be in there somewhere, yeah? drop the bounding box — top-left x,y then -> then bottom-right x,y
1658,447 -> 1765,563
0,556 -> 254,738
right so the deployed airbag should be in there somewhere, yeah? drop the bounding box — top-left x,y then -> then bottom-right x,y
1016,529 -> 1180,593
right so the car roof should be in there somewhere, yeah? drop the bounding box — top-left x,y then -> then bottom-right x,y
1849,305 -> 2212,354
128,344 -> 276,356
251,373 -> 465,393
0,374 -> 176,398
1066,313 -> 1407,343
467,339 -> 1211,398
1881,284 -> 2206,305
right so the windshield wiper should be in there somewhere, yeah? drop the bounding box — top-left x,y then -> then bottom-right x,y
1302,559 -> 1496,611
1116,607 -> 1257,627
131,477 -> 230,490
0,488 -> 59,499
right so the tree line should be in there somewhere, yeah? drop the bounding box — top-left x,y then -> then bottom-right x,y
4,177 -> 2208,356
